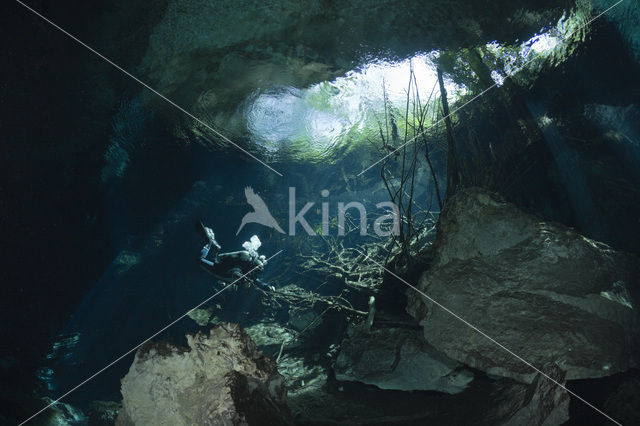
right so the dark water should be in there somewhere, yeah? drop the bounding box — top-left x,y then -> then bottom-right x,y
2,0 -> 640,424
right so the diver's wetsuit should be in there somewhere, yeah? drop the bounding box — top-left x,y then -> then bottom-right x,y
199,236 -> 273,291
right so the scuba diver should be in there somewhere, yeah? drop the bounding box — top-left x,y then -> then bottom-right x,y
197,221 -> 275,291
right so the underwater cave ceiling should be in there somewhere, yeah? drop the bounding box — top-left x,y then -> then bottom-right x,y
134,0 -> 572,145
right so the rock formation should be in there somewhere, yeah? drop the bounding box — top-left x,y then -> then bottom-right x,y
89,401 -> 121,426
116,323 -> 291,426
499,365 -> 570,426
334,324 -> 474,393
408,187 -> 639,384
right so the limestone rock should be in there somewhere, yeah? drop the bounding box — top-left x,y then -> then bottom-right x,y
89,401 -> 121,426
244,322 -> 300,353
187,307 -> 216,326
116,323 -> 291,426
499,364 -> 569,426
39,397 -> 87,425
409,187 -> 640,384
276,356 -> 328,402
287,307 -> 322,333
334,324 -> 474,393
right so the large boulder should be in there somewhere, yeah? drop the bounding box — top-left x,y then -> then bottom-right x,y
116,323 -> 291,426
334,324 -> 474,393
408,187 -> 640,384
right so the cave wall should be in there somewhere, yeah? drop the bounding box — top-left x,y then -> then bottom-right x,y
451,17 -> 640,252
